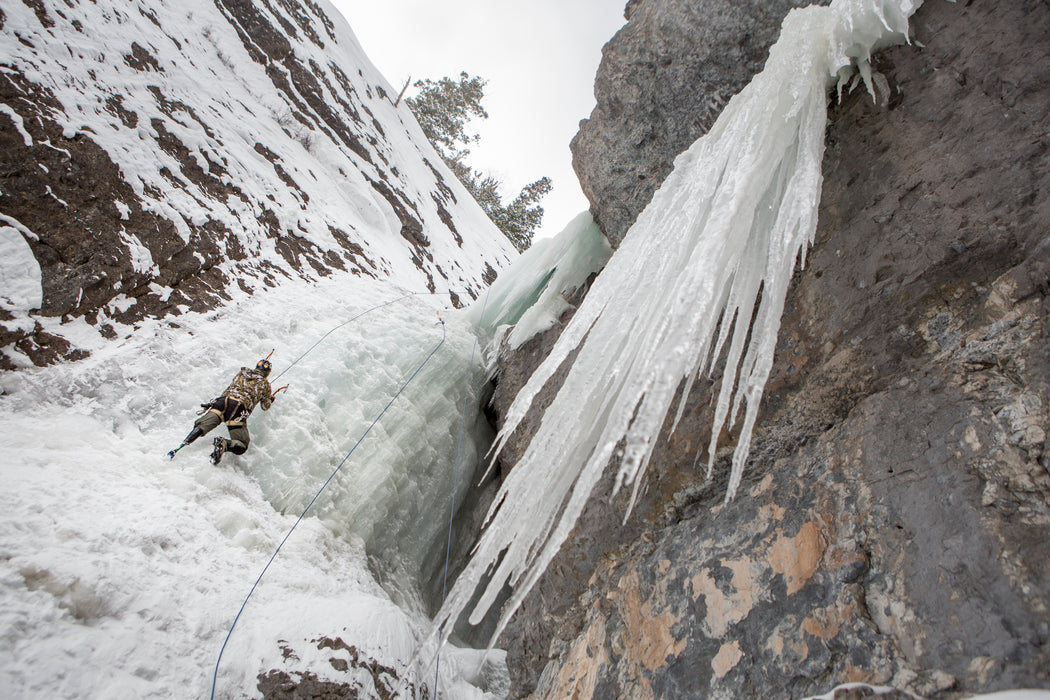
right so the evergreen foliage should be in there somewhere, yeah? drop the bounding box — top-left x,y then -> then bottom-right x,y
406,72 -> 551,252
405,72 -> 487,163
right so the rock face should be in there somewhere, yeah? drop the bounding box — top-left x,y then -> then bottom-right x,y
256,637 -> 417,699
495,0 -> 1050,698
0,0 -> 512,370
570,0 -> 826,248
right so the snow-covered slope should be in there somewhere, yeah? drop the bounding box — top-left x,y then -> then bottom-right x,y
0,0 -> 514,369
0,273 -> 507,698
0,0 -> 519,696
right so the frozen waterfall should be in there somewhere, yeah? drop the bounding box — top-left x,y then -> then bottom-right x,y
427,0 -> 922,655
0,274 -> 507,698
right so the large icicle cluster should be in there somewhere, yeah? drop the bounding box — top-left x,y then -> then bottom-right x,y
427,0 -> 921,654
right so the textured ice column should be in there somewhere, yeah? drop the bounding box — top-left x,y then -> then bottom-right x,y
467,211 -> 612,355
423,0 -> 920,655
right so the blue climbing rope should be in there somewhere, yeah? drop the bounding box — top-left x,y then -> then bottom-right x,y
209,315 -> 446,700
272,291 -> 438,382
433,285 -> 493,696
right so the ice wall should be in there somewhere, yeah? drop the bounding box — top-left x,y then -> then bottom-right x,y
426,0 -> 921,653
253,293 -> 495,609
468,211 -> 612,359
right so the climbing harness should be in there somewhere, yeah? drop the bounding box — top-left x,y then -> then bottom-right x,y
209,298 -> 447,700
199,397 -> 248,425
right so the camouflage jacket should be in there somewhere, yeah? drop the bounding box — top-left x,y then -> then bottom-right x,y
221,367 -> 273,418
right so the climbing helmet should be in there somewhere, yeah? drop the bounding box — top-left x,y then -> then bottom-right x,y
256,359 -> 272,377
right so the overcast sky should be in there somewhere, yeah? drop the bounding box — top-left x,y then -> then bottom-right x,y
327,0 -> 628,240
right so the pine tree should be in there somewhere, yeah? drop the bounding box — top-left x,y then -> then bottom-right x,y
406,73 -> 551,252
405,72 -> 487,167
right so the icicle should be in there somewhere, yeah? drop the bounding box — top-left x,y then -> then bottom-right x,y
420,0 -> 922,659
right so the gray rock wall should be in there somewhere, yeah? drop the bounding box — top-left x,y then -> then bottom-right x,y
570,0 -> 826,248
495,0 -> 1050,697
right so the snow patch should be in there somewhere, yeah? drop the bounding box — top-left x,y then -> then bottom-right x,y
0,225 -> 43,314
0,104 -> 33,146
0,213 -> 38,241
147,282 -> 173,301
107,294 -> 137,314
118,229 -> 157,275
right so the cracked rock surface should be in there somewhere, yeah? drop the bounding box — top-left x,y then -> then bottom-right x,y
494,0 -> 1050,697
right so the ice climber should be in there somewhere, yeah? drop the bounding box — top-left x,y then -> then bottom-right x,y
168,359 -> 287,463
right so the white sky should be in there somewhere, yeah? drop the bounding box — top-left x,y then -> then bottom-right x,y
328,0 -> 628,240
